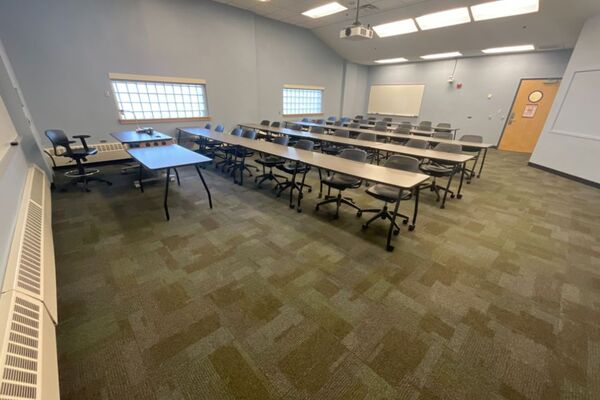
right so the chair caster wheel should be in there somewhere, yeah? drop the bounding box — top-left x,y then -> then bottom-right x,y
308,188 -> 312,193
356,211 -> 362,217
402,219 -> 408,225
361,224 -> 368,231
457,194 -> 463,199
380,215 -> 385,220
277,193 -> 281,198
107,182 -> 113,186
386,245 -> 394,252
451,194 -> 455,199
440,205 -> 445,209
333,214 -> 339,220
393,229 -> 400,236
315,205 -> 320,211
297,208 -> 302,213
408,225 -> 415,231
467,181 -> 471,185
289,204 -> 295,209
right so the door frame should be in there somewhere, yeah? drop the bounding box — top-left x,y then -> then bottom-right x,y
497,77 -> 562,147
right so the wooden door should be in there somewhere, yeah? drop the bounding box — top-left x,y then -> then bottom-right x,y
498,79 -> 561,153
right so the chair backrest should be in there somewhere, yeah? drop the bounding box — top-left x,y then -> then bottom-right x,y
260,120 -> 270,126
433,131 -> 453,139
215,124 -> 225,133
333,120 -> 343,126
374,124 -> 387,132
383,117 -> 392,122
368,116 -> 376,121
459,134 -> 483,143
230,128 -> 243,136
271,121 -> 281,128
311,126 -> 325,134
384,155 -> 421,173
405,139 -> 428,149
355,115 -> 363,120
436,122 -> 451,129
295,139 -> 314,151
327,116 -> 336,121
357,132 -> 377,141
341,117 -> 351,123
45,129 -> 71,154
434,143 -> 462,153
315,119 -> 325,124
242,129 -> 257,140
394,125 -> 411,134
273,135 -> 289,146
339,148 -> 367,163
348,122 -> 360,129
289,124 -> 302,130
418,121 -> 432,128
374,121 -> 387,128
333,129 -> 349,138
301,118 -> 310,122
204,123 -> 212,129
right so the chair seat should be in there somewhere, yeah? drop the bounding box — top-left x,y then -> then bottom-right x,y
420,164 -> 454,177
256,156 -> 284,166
68,148 -> 97,157
366,184 -> 412,202
322,146 -> 343,155
277,162 -> 309,174
322,173 -> 360,189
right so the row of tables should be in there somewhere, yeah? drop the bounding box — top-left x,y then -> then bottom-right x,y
289,121 -> 493,178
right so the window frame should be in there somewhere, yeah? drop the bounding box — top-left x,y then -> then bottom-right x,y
109,73 -> 211,124
282,84 -> 324,117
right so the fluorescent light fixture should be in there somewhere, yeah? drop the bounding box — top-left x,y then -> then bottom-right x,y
421,51 -> 462,60
471,0 -> 539,21
374,57 -> 409,64
482,44 -> 535,54
302,2 -> 347,19
373,19 -> 418,38
416,7 -> 471,30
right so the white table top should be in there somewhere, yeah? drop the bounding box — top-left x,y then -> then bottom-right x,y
127,144 -> 211,170
241,123 -> 474,164
179,128 -> 430,190
111,130 -> 172,144
291,122 -> 491,149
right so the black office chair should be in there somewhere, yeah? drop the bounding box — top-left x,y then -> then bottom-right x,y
45,130 -> 112,192
361,155 -> 423,250
215,128 -> 242,170
420,143 -> 462,209
255,135 -> 289,189
275,139 -> 314,212
322,129 -> 349,155
315,148 -> 367,219
356,132 -> 381,164
230,129 -> 258,185
460,134 -> 483,183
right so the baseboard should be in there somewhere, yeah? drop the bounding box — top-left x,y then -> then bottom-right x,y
528,162 -> 600,189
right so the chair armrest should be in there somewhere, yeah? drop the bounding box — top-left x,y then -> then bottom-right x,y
73,135 -> 91,151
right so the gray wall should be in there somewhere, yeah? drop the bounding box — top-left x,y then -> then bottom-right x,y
0,0 -> 348,145
367,50 -> 572,144
341,62 -> 369,118
0,37 -> 47,280
530,14 -> 600,183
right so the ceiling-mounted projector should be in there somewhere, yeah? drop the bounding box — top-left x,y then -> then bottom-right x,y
340,25 -> 374,40
340,0 -> 373,41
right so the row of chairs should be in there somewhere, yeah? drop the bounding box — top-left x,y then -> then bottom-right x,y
303,115 -> 453,134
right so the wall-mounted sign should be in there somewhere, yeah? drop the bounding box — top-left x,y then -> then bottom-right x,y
522,104 -> 538,118
528,90 -> 543,103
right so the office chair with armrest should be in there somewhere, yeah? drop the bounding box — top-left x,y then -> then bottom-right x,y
315,148 -> 367,219
275,139 -> 314,212
361,155 -> 423,250
255,135 -> 289,188
419,143 -> 462,209
215,127 -> 242,170
197,124 -> 225,158
45,129 -> 112,192
460,134 -> 483,183
230,129 -> 258,185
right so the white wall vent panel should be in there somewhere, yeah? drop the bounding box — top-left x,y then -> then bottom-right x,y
0,291 -> 59,400
1,166 -> 57,324
44,141 -> 130,167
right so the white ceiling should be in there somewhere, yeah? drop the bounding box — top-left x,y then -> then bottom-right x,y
212,0 -> 600,64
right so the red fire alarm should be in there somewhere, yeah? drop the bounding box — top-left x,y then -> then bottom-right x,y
456,82 -> 463,89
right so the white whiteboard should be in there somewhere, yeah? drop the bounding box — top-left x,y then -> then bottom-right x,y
367,84 -> 425,117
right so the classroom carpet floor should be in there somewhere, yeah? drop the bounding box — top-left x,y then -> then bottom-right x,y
51,148 -> 600,400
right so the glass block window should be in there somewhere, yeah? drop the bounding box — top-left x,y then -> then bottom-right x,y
282,86 -> 323,116
110,74 -> 208,121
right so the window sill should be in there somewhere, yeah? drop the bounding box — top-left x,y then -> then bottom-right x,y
282,113 -> 324,118
119,116 -> 211,124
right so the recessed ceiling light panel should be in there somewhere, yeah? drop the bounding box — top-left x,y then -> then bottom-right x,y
482,44 -> 535,54
420,51 -> 463,60
471,0 -> 539,21
416,7 -> 471,30
373,19 -> 418,38
374,57 -> 409,64
302,2 -> 348,19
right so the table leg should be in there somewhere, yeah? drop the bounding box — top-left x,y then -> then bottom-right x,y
138,164 -> 144,193
177,129 -> 182,145
174,168 -> 181,186
194,164 -> 213,209
386,189 -> 403,252
164,168 -> 171,221
457,163 -> 466,200
289,167 -> 298,209
297,169 -> 308,212
477,148 -> 488,178
440,166 -> 456,209
410,186 -> 419,231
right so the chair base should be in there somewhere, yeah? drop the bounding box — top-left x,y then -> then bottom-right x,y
63,176 -> 112,192
315,191 -> 361,219
360,205 -> 412,234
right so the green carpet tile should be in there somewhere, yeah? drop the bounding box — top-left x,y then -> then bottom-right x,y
50,148 -> 600,399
